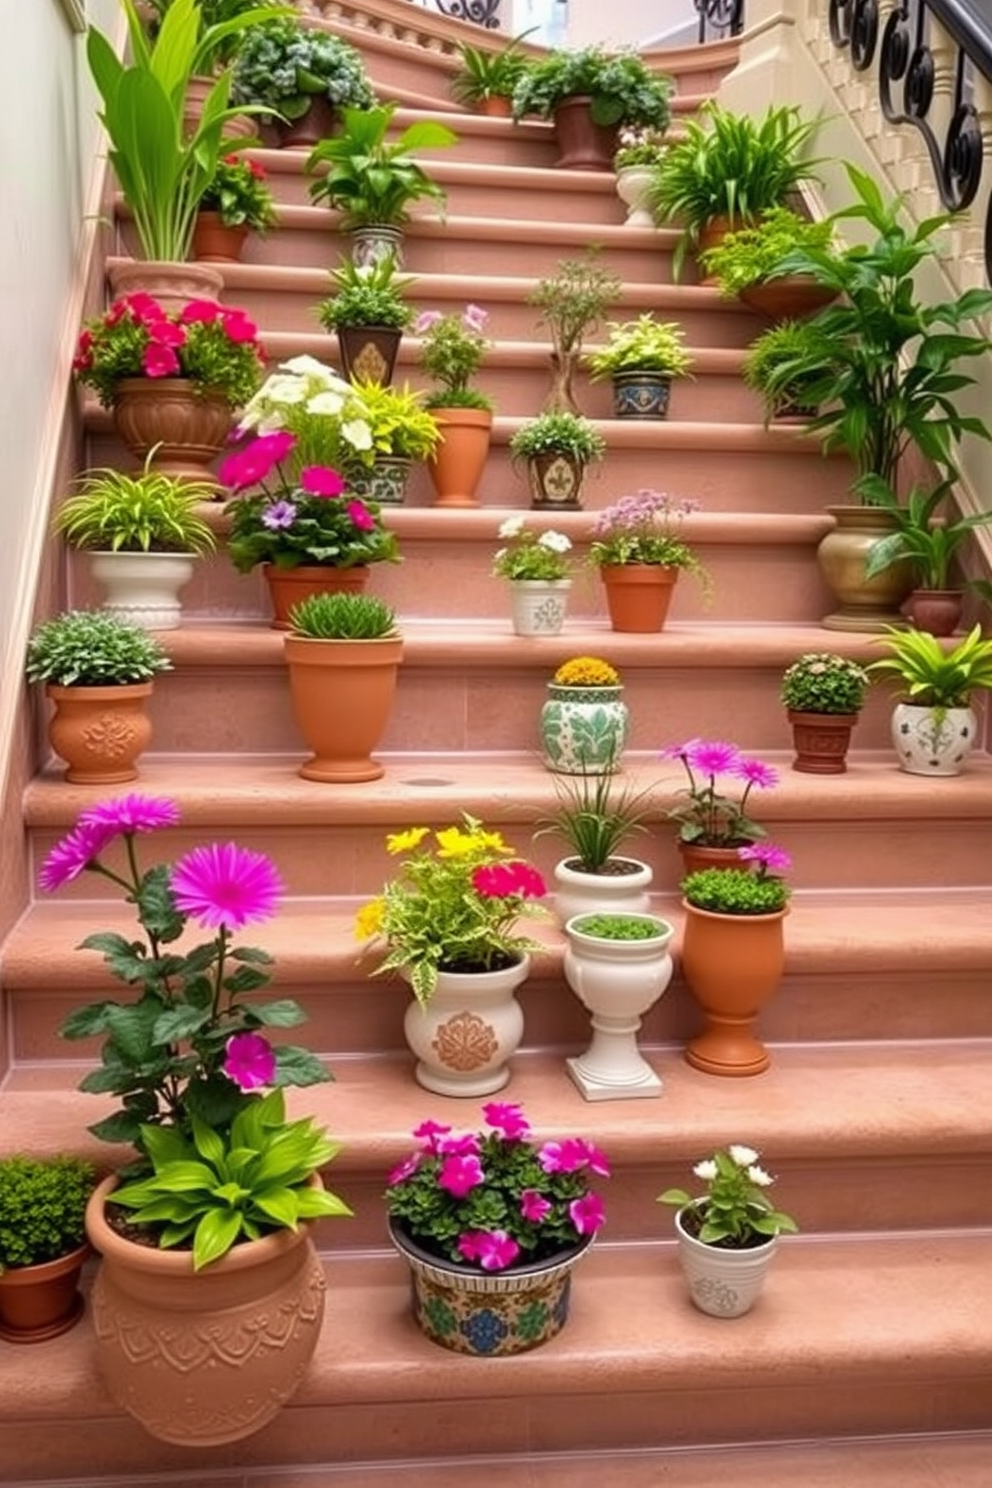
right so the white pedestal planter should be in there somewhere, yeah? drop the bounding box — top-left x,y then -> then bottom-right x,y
674,1204 -> 778,1318
615,166 -> 655,227
553,857 -> 652,925
89,552 -> 196,630
562,913 -> 673,1101
891,702 -> 977,776
402,956 -> 529,1097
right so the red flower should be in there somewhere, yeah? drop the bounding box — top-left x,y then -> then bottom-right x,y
142,343 -> 180,378
179,298 -> 223,324
247,159 -> 266,179
221,309 -> 259,344
345,499 -> 375,532
122,292 -> 167,326
148,320 -> 187,349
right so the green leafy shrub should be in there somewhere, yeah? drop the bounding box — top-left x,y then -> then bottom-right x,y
698,207 -> 835,298
586,315 -> 692,379
0,1155 -> 97,1270
54,458 -> 217,554
231,16 -> 375,118
780,653 -> 870,714
318,254 -> 414,332
511,46 -> 671,129
307,104 -> 456,229
681,863 -> 790,915
569,912 -> 667,940
26,611 -> 172,687
509,411 -> 605,463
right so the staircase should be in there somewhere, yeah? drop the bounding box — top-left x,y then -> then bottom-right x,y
2,5 -> 992,1484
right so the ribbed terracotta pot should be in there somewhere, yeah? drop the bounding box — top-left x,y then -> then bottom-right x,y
284,633 -> 403,782
112,379 -> 232,482
679,900 -> 788,1076
264,564 -> 369,630
106,260 -> 223,314
85,1175 -> 326,1446
551,96 -> 619,170
787,709 -> 859,774
45,681 -> 154,784
426,408 -> 492,507
0,1244 -> 90,1343
601,564 -> 678,632
192,212 -> 249,263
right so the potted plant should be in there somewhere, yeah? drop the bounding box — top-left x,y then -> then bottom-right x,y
509,411 -> 606,511
0,1154 -> 97,1343
697,206 -> 838,317
868,623 -> 992,776
449,29 -> 536,115
37,794 -> 347,1443
528,251 -> 621,415
742,318 -> 829,423
354,817 -> 549,1094
25,609 -> 172,783
511,46 -> 671,170
647,102 -> 821,280
307,103 -> 457,265
231,14 -> 376,148
53,454 -> 217,630
416,304 -> 495,507
193,151 -> 277,262
613,127 -> 667,226
779,651 -> 871,774
345,381 -> 441,506
540,655 -> 627,774
585,314 -> 692,419
589,489 -> 711,631
318,252 -> 415,386
661,737 -> 777,874
492,515 -> 573,636
72,292 -> 264,479
283,591 -> 403,782
658,1145 -> 798,1317
384,1102 -> 608,1353
679,843 -> 793,1075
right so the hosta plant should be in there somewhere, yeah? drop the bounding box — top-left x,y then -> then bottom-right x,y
231,16 -> 375,119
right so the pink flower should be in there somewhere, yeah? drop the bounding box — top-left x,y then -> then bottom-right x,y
412,1118 -> 451,1152
222,1031 -> 276,1091
738,842 -> 792,875
520,1189 -> 551,1223
457,1229 -> 520,1271
506,861 -> 546,899
734,755 -> 779,791
463,303 -> 488,332
300,465 -> 346,498
577,1140 -> 611,1178
569,1193 -> 606,1236
414,309 -> 443,334
142,342 -> 180,378
437,1153 -> 484,1198
221,309 -> 259,344
123,292 -> 167,325
37,824 -> 108,892
169,843 -> 283,932
482,1101 -> 530,1141
438,1132 -> 481,1158
77,794 -> 180,840
179,298 -> 223,324
686,740 -> 740,777
147,320 -> 186,349
387,1153 -> 421,1186
472,862 -> 517,898
537,1139 -> 589,1175
346,499 -> 375,531
219,432 -> 296,492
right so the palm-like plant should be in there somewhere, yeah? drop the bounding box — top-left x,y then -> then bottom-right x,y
307,104 -> 457,228
868,624 -> 992,709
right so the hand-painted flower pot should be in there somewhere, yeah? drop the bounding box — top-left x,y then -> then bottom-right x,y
673,1201 -> 778,1318
346,457 -> 413,507
402,956 -> 529,1097
335,325 -> 402,386
527,452 -> 587,510
540,682 -> 628,774
891,702 -> 977,776
509,579 -> 571,636
611,371 -> 672,420
680,900 -> 788,1076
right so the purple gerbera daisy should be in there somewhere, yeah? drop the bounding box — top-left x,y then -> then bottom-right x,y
169,842 -> 283,931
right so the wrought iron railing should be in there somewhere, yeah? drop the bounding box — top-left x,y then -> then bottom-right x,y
695,0 -> 746,43
418,0 -> 502,26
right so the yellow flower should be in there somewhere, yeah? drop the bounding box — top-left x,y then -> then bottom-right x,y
354,897 -> 385,940
554,655 -> 620,687
478,828 -> 510,854
386,827 -> 430,855
435,826 -> 480,859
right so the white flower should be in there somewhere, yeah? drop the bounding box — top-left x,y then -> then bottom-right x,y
341,418 -> 373,450
493,548 -> 507,562
281,354 -> 334,381
539,530 -> 572,553
260,375 -> 307,406
728,1143 -> 759,1167
306,390 -> 346,417
498,516 -> 525,539
748,1165 -> 773,1187
693,1159 -> 717,1181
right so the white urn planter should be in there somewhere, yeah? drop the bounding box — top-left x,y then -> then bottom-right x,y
402,956 -> 529,1097
88,551 -> 197,630
615,166 -> 655,227
553,856 -> 652,926
562,913 -> 673,1100
891,702 -> 978,776
509,579 -> 571,637
674,1203 -> 778,1318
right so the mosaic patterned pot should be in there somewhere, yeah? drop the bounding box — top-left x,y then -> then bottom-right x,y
540,683 -> 628,774
402,955 -> 529,1096
388,1219 -> 593,1355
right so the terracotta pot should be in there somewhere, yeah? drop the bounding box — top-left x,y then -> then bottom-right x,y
192,212 -> 249,263
275,94 -> 338,149
0,1244 -> 90,1343
551,96 -> 619,170
106,260 -> 224,314
402,956 -> 529,1096
112,379 -> 232,482
677,841 -> 750,877
183,75 -> 254,140
740,276 -> 838,320
787,709 -> 859,774
284,633 -> 403,782
264,563 -> 369,630
426,408 -> 492,508
679,900 -> 788,1076
611,371 -> 672,419
45,681 -> 154,784
527,451 -> 587,510
335,324 -> 402,385
600,564 -> 678,632
85,1175 -> 326,1446
696,214 -> 735,281
902,588 -> 965,637
477,94 -> 513,117
674,1203 -> 778,1318
817,505 -> 915,632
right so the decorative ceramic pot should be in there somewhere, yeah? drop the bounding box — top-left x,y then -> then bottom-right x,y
402,956 -> 529,1097
45,681 -> 154,784
106,259 -> 224,314
527,451 -> 587,511
562,912 -> 674,1100
350,224 -> 405,268
679,900 -> 788,1076
611,371 -> 672,420
388,1219 -> 593,1355
817,505 -> 915,632
786,709 -> 859,775
540,682 -> 628,774
0,1244 -> 90,1344
426,408 -> 492,507
615,165 -> 655,227
902,588 -> 965,637
346,457 -> 412,507
284,633 -> 403,783
192,212 -> 249,263
552,856 -> 652,925
509,579 -> 571,636
275,94 -> 338,149
551,96 -> 619,170
600,563 -> 678,632
335,324 -> 402,386
112,378 -> 231,482
264,564 -> 369,630
88,551 -> 197,631
85,1175 -> 325,1446
891,702 -> 977,776
673,1202 -> 778,1318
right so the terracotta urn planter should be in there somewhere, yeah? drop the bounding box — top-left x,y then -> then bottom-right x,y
402,955 -> 529,1097
45,681 -> 155,784
902,588 -> 965,637
284,633 -> 403,782
112,378 -> 232,482
786,709 -> 860,774
264,564 -> 369,630
0,1244 -> 90,1343
679,900 -> 788,1076
551,96 -> 619,170
192,212 -> 249,263
106,260 -> 223,314
426,408 -> 492,508
600,563 -> 678,632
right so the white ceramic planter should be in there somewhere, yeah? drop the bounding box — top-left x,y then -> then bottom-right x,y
402,956 -> 529,1097
674,1203 -> 777,1318
891,702 -> 977,776
615,165 -> 655,227
509,579 -> 571,637
562,913 -> 674,1100
553,857 -> 652,926
89,551 -> 196,631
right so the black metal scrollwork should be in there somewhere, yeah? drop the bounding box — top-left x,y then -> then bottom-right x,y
432,0 -> 501,27
694,0 -> 744,44
830,0 -> 880,69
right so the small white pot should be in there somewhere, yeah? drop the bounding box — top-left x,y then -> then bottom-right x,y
891,702 -> 977,776
674,1203 -> 778,1318
88,551 -> 196,631
509,580 -> 571,637
553,857 -> 653,925
402,956 -> 529,1098
562,913 -> 673,1100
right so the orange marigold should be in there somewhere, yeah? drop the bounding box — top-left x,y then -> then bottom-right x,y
553,656 -> 620,687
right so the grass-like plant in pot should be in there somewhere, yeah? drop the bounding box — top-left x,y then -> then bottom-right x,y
698,206 -> 837,309
0,1154 -> 98,1343
307,103 -> 457,230
449,28 -> 536,112
868,624 -> 992,775
287,590 -> 399,640
231,14 -> 375,125
529,251 -> 621,414
742,318 -> 830,422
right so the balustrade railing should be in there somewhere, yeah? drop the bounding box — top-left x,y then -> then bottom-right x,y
695,0 -> 745,42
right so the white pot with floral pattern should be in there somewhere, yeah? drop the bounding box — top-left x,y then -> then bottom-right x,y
402,956 -> 530,1097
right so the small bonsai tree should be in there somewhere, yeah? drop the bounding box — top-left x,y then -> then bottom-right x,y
529,252 -> 621,412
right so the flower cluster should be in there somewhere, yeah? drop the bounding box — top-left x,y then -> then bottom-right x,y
663,738 -> 778,847
416,304 -> 493,410
492,517 -> 573,582
386,1103 -> 610,1271
73,294 -> 264,410
553,656 -> 620,688
200,153 -> 277,232
589,490 -> 709,594
780,652 -> 870,715
658,1145 -> 798,1248
355,818 -> 549,1005
614,125 -> 668,170
37,794 -> 329,1153
220,429 -> 399,573
236,355 -> 374,471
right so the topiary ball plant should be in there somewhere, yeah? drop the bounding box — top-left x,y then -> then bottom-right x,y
0,1155 -> 97,1270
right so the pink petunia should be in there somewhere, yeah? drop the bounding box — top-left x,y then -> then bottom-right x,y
222,1031 -> 276,1091
221,309 -> 259,343
387,1153 -> 421,1186
569,1193 -> 606,1236
686,740 -> 740,777
37,823 -> 110,893
169,842 -> 283,932
463,303 -> 488,332
412,1119 -> 451,1152
505,861 -> 547,899
123,292 -> 167,325
413,309 -> 443,335
538,1139 -> 589,1175
179,298 -> 222,324
437,1132 -> 481,1158
147,320 -> 187,349
472,862 -> 517,898
218,432 -> 295,492
142,343 -> 180,378
519,1189 -> 551,1223
482,1101 -> 530,1141
346,499 -> 375,532
300,465 -> 346,498
437,1153 -> 484,1198
576,1140 -> 611,1178
457,1229 -> 520,1271
78,794 -> 180,840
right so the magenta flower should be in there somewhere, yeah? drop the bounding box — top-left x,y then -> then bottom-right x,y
169,843 -> 283,932
78,793 -> 180,838
219,432 -> 296,492
482,1101 -> 531,1141
437,1153 -> 484,1198
507,861 -> 547,899
261,500 -> 297,530
142,342 -> 180,378
346,499 -> 375,532
538,1139 -> 589,1175
38,824 -> 108,892
222,1031 -> 276,1091
180,298 -> 222,324
471,862 -> 517,898
437,1132 -> 481,1158
122,292 -> 166,325
735,755 -> 779,791
221,309 -> 259,343
577,1140 -> 611,1178
738,842 -> 792,875
457,1229 -> 520,1271
520,1189 -> 551,1223
300,465 -> 346,498
412,1118 -> 451,1152
463,303 -> 488,332
569,1193 -> 606,1236
686,740 -> 740,777
387,1153 -> 421,1186
147,320 -> 186,349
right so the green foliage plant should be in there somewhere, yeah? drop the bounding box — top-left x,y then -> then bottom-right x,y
509,411 -> 606,464
307,104 -> 457,229
742,318 -> 831,420
698,206 -> 836,298
659,1145 -> 798,1246
318,253 -> 415,332
231,15 -> 375,119
0,1155 -> 97,1270
416,305 -> 494,411
648,102 -> 822,279
569,912 -> 666,941
680,864 -> 790,915
25,610 -> 172,687
450,29 -> 537,108
287,591 -> 399,640
349,381 -> 440,462
144,0 -> 289,70
54,454 -> 217,555
529,252 -> 621,412
614,126 -> 667,170
536,750 -> 653,873
109,1089 -> 350,1269
586,315 -> 692,379
780,652 -> 870,714
199,152 -> 277,231
511,46 -> 672,130
867,623 -> 992,709
860,475 -> 992,593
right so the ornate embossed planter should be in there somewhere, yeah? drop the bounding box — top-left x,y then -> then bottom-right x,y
336,325 -> 402,385
509,579 -> 571,636
611,371 -> 672,420
673,1201 -> 778,1318
402,955 -> 530,1096
106,260 -> 223,314
85,1175 -> 326,1445
786,709 -> 859,774
45,681 -> 154,784
112,378 -> 232,482
615,165 -> 655,227
388,1219 -> 593,1355
88,551 -> 197,631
